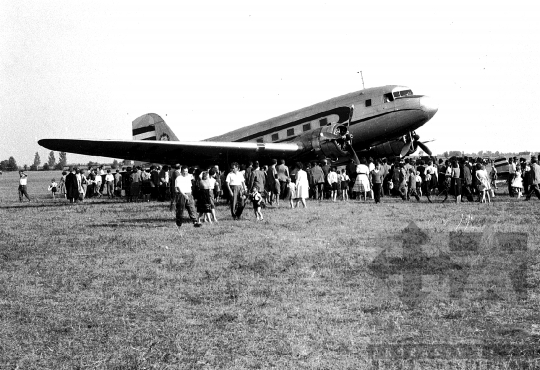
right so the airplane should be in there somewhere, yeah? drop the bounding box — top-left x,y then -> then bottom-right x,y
38,85 -> 438,168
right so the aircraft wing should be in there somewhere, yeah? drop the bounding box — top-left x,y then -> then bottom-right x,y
38,139 -> 302,165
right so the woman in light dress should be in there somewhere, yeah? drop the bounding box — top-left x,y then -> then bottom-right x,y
294,162 -> 309,208
352,157 -> 371,201
511,166 -> 523,198
475,163 -> 491,203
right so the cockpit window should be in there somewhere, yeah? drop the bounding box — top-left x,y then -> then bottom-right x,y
383,93 -> 394,103
392,89 -> 414,98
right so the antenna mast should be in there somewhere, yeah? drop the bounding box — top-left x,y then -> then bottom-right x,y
359,71 -> 365,89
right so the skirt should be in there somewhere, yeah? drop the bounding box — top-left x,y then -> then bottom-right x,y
353,174 -> 371,192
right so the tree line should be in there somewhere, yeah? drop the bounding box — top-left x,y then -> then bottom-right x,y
0,151 -> 68,172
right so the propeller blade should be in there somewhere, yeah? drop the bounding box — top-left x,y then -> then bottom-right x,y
347,105 -> 354,127
417,141 -> 432,156
346,142 -> 360,164
400,141 -> 414,157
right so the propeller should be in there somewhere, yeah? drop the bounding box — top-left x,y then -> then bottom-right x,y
319,131 -> 341,140
400,131 -> 433,157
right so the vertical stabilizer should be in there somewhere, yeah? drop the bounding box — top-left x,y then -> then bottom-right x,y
132,113 -> 179,141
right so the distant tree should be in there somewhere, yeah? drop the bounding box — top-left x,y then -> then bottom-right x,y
0,160 -> 7,171
495,151 -> 500,156
47,151 -> 56,168
418,150 -> 424,156
442,151 -> 449,158
7,156 -> 18,171
112,159 -> 119,169
23,164 -> 28,171
33,152 -> 41,170
42,163 -> 50,171
58,151 -> 67,168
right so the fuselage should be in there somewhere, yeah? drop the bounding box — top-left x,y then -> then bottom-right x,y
207,85 -> 438,153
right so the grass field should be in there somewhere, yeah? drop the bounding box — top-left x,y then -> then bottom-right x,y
1,170 -> 539,369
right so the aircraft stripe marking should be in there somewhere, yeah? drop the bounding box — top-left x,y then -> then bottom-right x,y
235,107 -> 351,142
133,125 -> 156,136
134,131 -> 156,140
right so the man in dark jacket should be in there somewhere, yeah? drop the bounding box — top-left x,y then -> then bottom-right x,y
65,167 -> 79,203
525,157 -> 540,200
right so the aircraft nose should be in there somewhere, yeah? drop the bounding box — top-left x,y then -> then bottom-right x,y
420,95 -> 438,120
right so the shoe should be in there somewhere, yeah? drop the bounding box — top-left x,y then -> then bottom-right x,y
193,222 -> 202,227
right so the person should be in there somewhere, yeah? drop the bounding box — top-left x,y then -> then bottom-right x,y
94,170 -> 102,198
397,163 -> 408,200
321,159 -> 331,199
58,171 -> 67,198
170,164 -> 181,210
79,169 -> 88,201
408,167 -> 420,201
250,186 -> 264,221
439,161 -> 452,202
287,178 -> 297,208
475,163 -> 491,203
266,159 -> 279,205
114,169 -> 123,197
450,160 -> 462,203
18,170 -> 32,202
128,167 -> 141,202
150,166 -> 159,200
197,171 -> 216,223
423,160 -> 435,203
48,178 -> 58,199
226,162 -> 246,220
174,166 -> 202,228
140,168 -> 152,202
327,166 -> 338,202
348,159 -> 358,198
370,160 -> 383,203
158,165 -> 169,201
340,169 -> 350,201
65,167 -> 78,203
512,166 -> 523,198
507,157 -> 516,197
248,161 -> 266,197
105,169 -> 115,198
352,158 -> 371,201
311,161 -> 325,201
489,160 -> 498,190
525,156 -> 540,201
276,159 -> 289,200
294,162 -> 309,208
461,158 -> 474,202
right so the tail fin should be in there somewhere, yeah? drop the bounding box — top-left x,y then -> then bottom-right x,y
132,113 -> 179,141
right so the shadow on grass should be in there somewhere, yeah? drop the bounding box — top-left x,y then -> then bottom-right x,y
0,199 -> 167,210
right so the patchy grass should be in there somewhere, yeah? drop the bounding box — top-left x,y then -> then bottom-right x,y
0,170 -> 539,369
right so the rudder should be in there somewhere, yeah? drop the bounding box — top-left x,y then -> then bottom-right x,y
132,113 -> 179,141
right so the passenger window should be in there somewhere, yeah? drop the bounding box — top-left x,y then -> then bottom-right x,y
393,92 -> 400,98
256,138 -> 263,143
365,99 -> 372,107
383,93 -> 394,103
303,123 -> 311,131
271,133 -> 279,141
319,118 -> 328,127
287,128 -> 294,136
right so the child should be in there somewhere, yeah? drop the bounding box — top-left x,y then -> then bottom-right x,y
340,169 -> 349,201
250,186 -> 264,220
415,172 -> 422,197
48,178 -> 58,199
328,167 -> 338,202
287,178 -> 297,208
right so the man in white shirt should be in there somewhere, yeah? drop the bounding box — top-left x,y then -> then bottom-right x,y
18,170 -> 31,202
226,162 -> 246,220
175,166 -> 201,228
105,169 -> 115,198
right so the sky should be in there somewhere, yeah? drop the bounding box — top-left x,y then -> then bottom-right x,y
1,0 -> 539,166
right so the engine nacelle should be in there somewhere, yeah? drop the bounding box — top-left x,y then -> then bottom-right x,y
295,123 -> 351,162
370,140 -> 417,158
